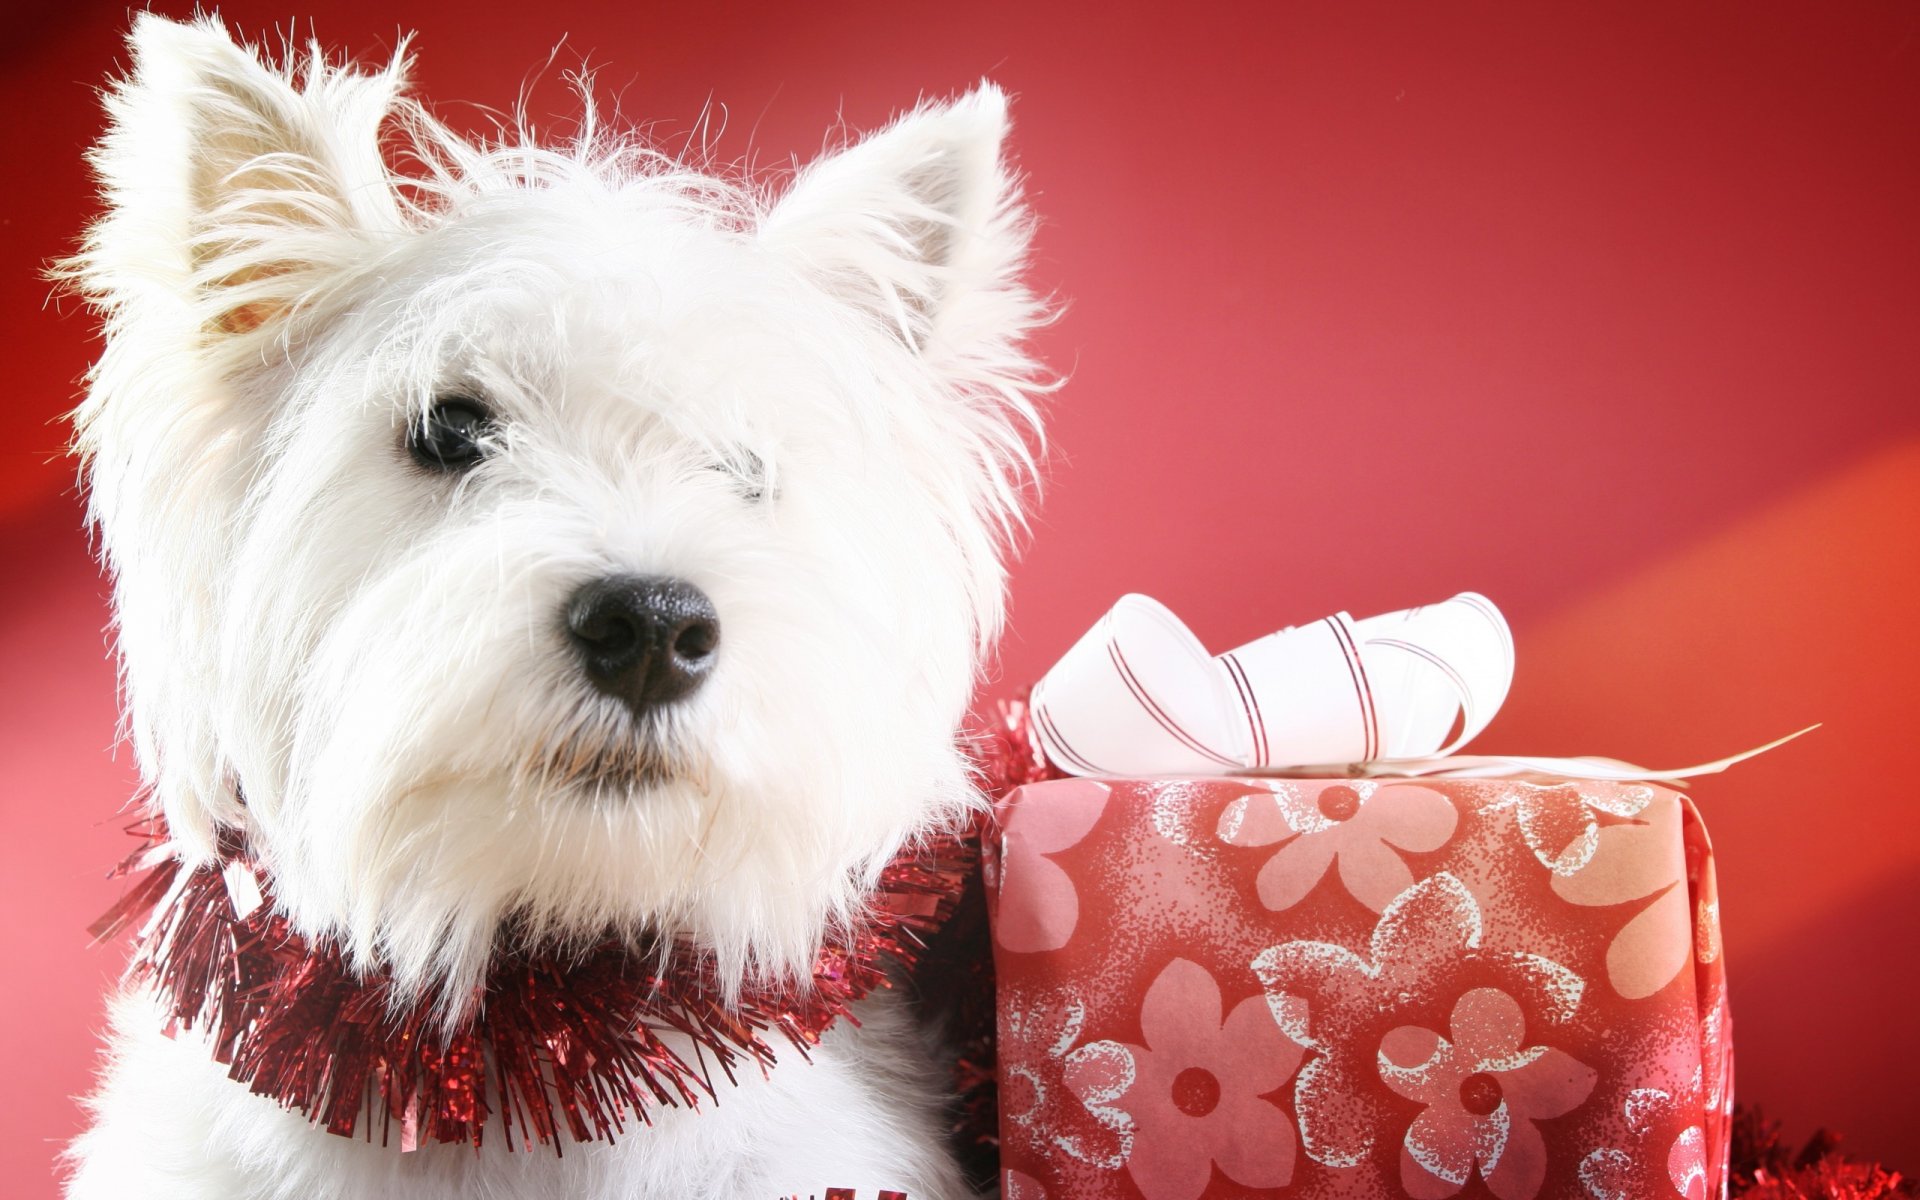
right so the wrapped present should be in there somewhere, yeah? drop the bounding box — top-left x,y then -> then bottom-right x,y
980,593 -> 1787,1200
987,774 -> 1732,1200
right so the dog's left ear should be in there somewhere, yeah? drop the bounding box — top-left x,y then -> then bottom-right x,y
762,84 -> 1037,368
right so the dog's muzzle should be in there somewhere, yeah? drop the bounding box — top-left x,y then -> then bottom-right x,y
566,575 -> 719,714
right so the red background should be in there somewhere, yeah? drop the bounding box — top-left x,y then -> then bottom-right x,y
4,1 -> 1916,1190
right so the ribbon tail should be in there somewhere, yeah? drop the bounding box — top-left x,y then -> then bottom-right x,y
1364,725 -> 1819,783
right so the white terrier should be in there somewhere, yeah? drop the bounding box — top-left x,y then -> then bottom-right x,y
62,14 -> 1047,1199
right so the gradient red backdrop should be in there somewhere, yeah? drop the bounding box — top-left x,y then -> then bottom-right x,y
4,1 -> 1916,1191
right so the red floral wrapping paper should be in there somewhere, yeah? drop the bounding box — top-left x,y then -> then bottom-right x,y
984,778 -> 1733,1200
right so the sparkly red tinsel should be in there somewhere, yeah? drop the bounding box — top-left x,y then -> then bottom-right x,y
93,817 -> 975,1152
1730,1108 -> 1916,1199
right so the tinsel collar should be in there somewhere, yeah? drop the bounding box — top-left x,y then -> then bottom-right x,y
92,819 -> 974,1152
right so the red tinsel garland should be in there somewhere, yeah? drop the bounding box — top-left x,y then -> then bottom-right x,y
92,817 -> 975,1152
1730,1108 -> 1916,1199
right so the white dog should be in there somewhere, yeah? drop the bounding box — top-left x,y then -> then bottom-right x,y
62,14 -> 1048,1199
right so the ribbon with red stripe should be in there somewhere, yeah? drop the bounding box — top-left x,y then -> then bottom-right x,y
1027,592 -> 1807,780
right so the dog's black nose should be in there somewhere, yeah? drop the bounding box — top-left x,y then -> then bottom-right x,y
566,575 -> 719,712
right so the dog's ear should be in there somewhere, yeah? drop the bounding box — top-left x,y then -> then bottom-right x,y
762,84 -> 1040,370
72,13 -> 408,338
66,17 -> 412,863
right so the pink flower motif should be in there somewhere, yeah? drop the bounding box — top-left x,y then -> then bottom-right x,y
1497,782 -> 1657,877
1668,1126 -> 1708,1198
1578,1018 -> 1731,1200
992,780 -> 1111,953
1254,874 -> 1587,1170
1518,784 -> 1692,1000
1578,1148 -> 1635,1200
1579,1116 -> 1708,1200
1379,987 -> 1597,1199
1074,958 -> 1304,1200
1218,781 -> 1457,912
997,993 -> 1134,1169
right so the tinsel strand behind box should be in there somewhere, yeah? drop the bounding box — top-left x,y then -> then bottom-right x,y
984,775 -> 1732,1200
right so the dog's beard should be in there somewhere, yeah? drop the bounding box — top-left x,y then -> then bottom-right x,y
518,700 -> 708,797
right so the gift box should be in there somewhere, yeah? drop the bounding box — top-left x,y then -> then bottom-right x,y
985,775 -> 1732,1200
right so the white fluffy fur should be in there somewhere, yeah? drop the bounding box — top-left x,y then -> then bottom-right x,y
64,13 -> 1048,1198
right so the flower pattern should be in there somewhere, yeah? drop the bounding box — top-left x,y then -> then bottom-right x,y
1515,784 -> 1693,999
997,993 -> 1134,1169
1253,874 -> 1586,1172
1578,993 -> 1733,1200
1379,987 -> 1597,1198
992,780 -> 1110,953
1074,958 -> 1304,1200
1494,782 -> 1657,877
988,779 -> 1732,1198
1579,1107 -> 1708,1200
1218,781 -> 1457,912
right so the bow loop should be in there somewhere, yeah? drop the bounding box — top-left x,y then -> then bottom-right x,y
1029,592 -> 1807,782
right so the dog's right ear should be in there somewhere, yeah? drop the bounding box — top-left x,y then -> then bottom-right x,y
66,17 -> 413,864
70,13 -> 408,341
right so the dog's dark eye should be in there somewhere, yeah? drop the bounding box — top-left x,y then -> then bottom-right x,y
712,450 -> 770,502
409,396 -> 494,472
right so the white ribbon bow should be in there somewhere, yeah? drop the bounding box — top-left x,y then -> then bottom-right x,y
1028,592 -> 1808,781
